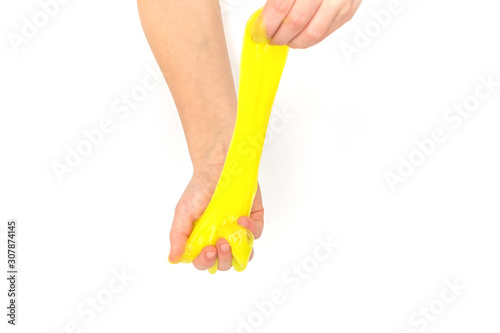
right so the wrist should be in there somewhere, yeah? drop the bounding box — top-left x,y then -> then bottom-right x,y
190,117 -> 235,176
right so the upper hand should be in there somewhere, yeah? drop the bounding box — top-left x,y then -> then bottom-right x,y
255,0 -> 362,48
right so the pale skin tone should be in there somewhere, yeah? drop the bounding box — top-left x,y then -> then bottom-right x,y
137,0 -> 361,272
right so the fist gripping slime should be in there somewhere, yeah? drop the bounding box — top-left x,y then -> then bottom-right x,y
174,9 -> 289,273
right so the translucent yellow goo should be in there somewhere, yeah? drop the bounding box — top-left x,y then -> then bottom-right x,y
176,9 -> 289,273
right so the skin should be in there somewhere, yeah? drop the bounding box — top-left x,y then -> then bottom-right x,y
257,0 -> 363,48
137,0 -> 361,272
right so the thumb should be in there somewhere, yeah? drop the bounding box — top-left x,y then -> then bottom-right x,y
251,9 -> 270,43
168,204 -> 194,264
251,1 -> 294,42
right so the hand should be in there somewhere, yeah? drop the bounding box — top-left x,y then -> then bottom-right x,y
168,166 -> 264,272
254,0 -> 362,48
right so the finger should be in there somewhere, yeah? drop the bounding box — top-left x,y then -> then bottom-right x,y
238,216 -> 264,240
252,183 -> 264,213
288,0 -> 343,49
248,206 -> 264,240
270,0 -> 323,46
192,245 -> 218,271
168,203 -> 194,263
242,183 -> 264,239
216,239 -> 233,271
249,248 -> 255,261
318,0 -> 362,44
260,0 -> 296,41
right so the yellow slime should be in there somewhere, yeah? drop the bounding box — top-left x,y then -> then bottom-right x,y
176,9 -> 289,273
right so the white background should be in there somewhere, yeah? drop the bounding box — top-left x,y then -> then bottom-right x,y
1,0 -> 499,332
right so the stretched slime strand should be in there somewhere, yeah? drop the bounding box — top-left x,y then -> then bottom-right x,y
175,8 -> 289,273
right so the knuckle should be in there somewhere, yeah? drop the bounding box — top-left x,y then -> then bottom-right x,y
256,229 -> 263,239
174,202 -> 186,215
304,27 -> 322,42
340,2 -> 355,21
287,11 -> 308,29
272,38 -> 287,46
271,0 -> 293,15
288,41 -> 302,49
288,41 -> 298,49
344,11 -> 355,23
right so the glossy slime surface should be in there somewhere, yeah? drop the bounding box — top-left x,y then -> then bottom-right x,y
175,9 -> 289,273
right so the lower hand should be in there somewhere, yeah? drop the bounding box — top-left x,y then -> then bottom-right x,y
168,165 -> 264,272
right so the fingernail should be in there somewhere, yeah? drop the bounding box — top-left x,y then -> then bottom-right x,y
206,251 -> 216,259
220,243 -> 230,252
239,218 -> 250,229
251,13 -> 269,43
168,253 -> 177,264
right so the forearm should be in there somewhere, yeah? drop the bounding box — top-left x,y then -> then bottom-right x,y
137,0 -> 236,171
